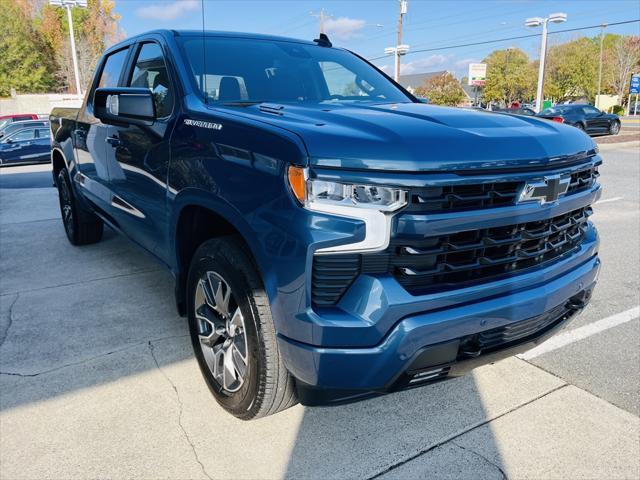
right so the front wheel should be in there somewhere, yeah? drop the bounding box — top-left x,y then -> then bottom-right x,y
609,120 -> 620,135
187,236 -> 297,420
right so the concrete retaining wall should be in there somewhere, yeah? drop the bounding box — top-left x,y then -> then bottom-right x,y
0,94 -> 83,116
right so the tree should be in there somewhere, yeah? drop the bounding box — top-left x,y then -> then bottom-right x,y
0,1 -> 56,96
414,72 -> 465,106
482,48 -> 535,105
545,37 -> 599,102
37,0 -> 122,93
609,35 -> 640,104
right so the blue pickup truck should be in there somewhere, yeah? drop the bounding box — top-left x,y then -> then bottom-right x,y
50,30 -> 601,419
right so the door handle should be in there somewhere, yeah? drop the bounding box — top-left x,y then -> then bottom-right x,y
105,136 -> 122,147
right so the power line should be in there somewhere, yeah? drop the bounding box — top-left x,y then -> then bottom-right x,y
366,18 -> 640,61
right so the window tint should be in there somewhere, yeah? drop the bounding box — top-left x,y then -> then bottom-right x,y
129,43 -> 173,117
98,48 -> 129,88
178,37 -> 410,104
320,61 -> 370,97
9,129 -> 36,142
37,128 -> 50,139
583,106 -> 600,114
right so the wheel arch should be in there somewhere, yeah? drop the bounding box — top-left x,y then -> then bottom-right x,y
171,194 -> 272,316
51,147 -> 68,179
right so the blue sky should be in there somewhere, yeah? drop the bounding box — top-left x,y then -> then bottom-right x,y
115,0 -> 640,77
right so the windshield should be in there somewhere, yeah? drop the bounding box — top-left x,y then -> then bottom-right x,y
177,36 -> 411,105
0,119 -> 10,131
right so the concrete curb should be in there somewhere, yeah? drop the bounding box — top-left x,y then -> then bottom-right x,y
596,140 -> 640,149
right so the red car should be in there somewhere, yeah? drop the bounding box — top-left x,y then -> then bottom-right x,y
0,114 -> 39,132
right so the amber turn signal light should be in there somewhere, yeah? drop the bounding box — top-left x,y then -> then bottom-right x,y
287,166 -> 306,204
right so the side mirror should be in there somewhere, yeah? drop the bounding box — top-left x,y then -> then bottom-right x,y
94,87 -> 156,126
3,138 -> 12,144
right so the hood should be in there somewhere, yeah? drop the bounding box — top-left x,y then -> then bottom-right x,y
221,102 -> 595,172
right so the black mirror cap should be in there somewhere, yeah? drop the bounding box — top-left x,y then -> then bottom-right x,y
94,87 -> 156,126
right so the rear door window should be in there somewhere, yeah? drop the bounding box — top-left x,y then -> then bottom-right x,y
36,128 -> 51,139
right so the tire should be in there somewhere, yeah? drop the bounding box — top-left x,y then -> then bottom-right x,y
56,168 -> 103,245
609,120 -> 620,135
187,236 -> 297,420
574,122 -> 586,131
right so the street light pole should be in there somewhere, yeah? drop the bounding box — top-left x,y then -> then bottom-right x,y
534,19 -> 549,113
65,5 -> 82,98
49,0 -> 87,98
596,23 -> 607,109
526,12 -> 567,113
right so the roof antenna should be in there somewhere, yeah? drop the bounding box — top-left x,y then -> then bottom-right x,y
310,8 -> 332,47
313,33 -> 332,47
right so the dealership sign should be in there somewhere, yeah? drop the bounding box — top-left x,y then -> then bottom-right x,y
468,63 -> 487,86
630,74 -> 640,94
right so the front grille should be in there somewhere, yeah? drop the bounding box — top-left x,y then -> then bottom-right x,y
311,207 -> 592,306
392,206 -> 591,295
406,165 -> 599,214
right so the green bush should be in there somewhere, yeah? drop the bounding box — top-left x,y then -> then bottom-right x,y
611,105 -> 625,115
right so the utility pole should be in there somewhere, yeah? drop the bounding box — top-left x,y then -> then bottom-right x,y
310,8 -> 331,34
596,23 -> 607,109
395,0 -> 407,82
49,0 -> 87,99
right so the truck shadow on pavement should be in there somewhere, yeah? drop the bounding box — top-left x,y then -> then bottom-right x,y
0,180 -> 513,479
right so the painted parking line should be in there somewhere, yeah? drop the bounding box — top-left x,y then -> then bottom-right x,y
519,306 -> 640,360
595,196 -> 623,205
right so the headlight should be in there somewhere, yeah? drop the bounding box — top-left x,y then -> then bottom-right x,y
288,166 -> 407,253
308,180 -> 406,211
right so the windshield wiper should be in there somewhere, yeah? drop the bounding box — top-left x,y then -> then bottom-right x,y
220,101 -> 266,107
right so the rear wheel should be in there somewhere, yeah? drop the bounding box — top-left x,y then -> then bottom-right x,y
575,122 -> 586,132
609,120 -> 620,135
187,236 -> 297,420
56,168 -> 103,245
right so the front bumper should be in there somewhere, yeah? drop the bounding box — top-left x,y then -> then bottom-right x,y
278,251 -> 599,404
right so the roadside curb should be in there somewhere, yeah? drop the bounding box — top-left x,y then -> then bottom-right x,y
596,140 -> 640,149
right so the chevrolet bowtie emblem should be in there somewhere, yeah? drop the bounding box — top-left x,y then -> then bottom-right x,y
518,174 -> 571,204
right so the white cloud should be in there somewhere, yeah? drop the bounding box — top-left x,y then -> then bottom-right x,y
136,0 -> 200,21
324,17 -> 366,40
401,55 -> 450,74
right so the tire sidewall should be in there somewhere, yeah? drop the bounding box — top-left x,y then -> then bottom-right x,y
186,242 -> 266,417
610,121 -> 620,135
56,168 -> 77,243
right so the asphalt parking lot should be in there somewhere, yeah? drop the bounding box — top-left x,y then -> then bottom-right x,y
1,143 -> 639,480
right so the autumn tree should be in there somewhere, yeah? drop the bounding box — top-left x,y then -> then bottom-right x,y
545,37 -> 599,102
37,0 -> 122,93
0,0 -> 56,96
482,48 -> 535,105
608,35 -> 640,103
414,72 -> 465,106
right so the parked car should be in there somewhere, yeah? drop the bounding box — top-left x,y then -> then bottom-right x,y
496,106 -> 536,116
0,113 -> 39,131
0,120 -> 50,139
50,30 -> 600,419
0,124 -> 51,166
537,104 -> 620,135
